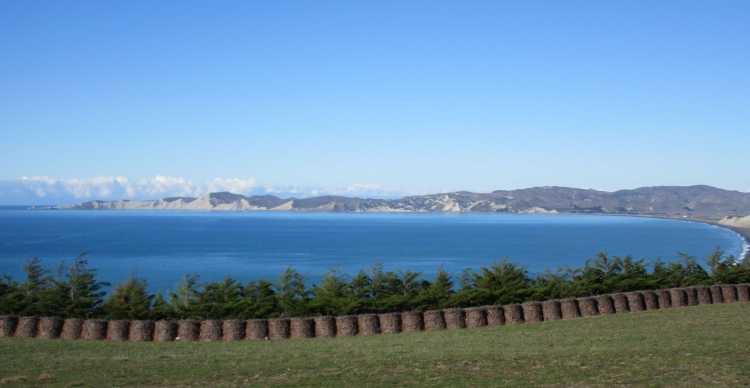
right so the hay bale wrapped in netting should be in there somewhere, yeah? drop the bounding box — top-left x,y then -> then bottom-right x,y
577,298 -> 598,317
60,318 -> 83,340
177,319 -> 200,342
464,308 -> 487,328
559,299 -> 580,319
696,286 -> 712,305
107,320 -> 130,341
612,294 -> 630,313
504,304 -> 524,325
669,289 -> 687,308
443,309 -> 466,330
357,314 -> 380,336
710,285 -> 724,304
542,300 -> 562,321
222,320 -> 245,341
268,318 -> 291,340
401,312 -> 423,333
335,315 -> 358,337
423,310 -> 447,331
642,291 -> 659,310
38,317 -> 63,339
200,320 -> 222,342
625,292 -> 645,312
129,320 -> 154,342
684,287 -> 699,306
722,285 -> 738,303
0,316 -> 18,338
655,290 -> 671,309
314,316 -> 336,338
245,319 -> 269,340
290,318 -> 314,339
153,321 -> 177,342
14,317 -> 38,338
595,296 -> 615,315
378,313 -> 401,334
737,284 -> 750,302
521,303 -> 543,323
82,320 -> 107,341
484,306 -> 505,326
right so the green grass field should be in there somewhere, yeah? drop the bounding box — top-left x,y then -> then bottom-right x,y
2,303 -> 749,387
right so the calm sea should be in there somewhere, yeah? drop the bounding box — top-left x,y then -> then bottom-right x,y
0,209 -> 747,293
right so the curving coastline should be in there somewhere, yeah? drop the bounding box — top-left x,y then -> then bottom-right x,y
656,214 -> 750,262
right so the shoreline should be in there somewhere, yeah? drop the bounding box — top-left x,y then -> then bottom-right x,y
647,214 -> 750,263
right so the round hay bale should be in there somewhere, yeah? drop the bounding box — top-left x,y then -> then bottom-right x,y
423,310 -> 446,331
578,297 -> 598,317
290,318 -> 315,339
0,316 -> 18,338
106,320 -> 130,341
542,300 -> 563,321
314,316 -> 336,338
14,317 -> 38,338
60,318 -> 83,340
154,321 -> 177,342
464,308 -> 487,328
655,290 -> 672,309
245,319 -> 268,340
200,320 -> 222,342
484,305 -> 505,326
177,319 -> 200,342
560,299 -> 580,319
684,287 -> 699,306
612,294 -> 630,313
129,320 -> 154,342
82,320 -> 107,341
335,315 -> 358,337
641,291 -> 659,310
696,286 -> 712,305
222,320 -> 245,341
378,313 -> 402,334
595,296 -> 615,315
721,285 -> 738,303
521,302 -> 543,323
669,289 -> 687,308
357,314 -> 380,336
268,318 -> 291,340
504,304 -> 524,325
37,317 -> 63,339
401,311 -> 423,332
443,309 -> 466,330
709,285 -> 724,304
625,292 -> 645,312
736,284 -> 750,302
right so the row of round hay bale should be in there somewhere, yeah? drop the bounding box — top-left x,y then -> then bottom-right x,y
737,284 -> 750,302
314,316 -> 335,338
177,319 -> 200,341
107,320 -> 130,341
154,321 -> 177,342
378,313 -> 401,334
38,317 -> 63,339
290,318 -> 314,339
358,314 -> 380,335
82,320 -> 107,341
465,307 -> 487,328
696,286 -> 713,305
722,285 -> 738,303
423,310 -> 446,331
401,311 -> 423,332
504,304 -> 524,325
642,291 -> 659,310
521,302 -> 542,323
200,320 -> 222,342
0,316 -> 18,337
684,287 -> 698,306
443,309 -> 466,329
655,290 -> 671,309
560,299 -> 580,319
223,320 -> 244,341
60,318 -> 83,340
542,300 -> 562,321
485,306 -> 505,326
246,319 -> 268,340
15,317 -> 38,338
595,296 -> 615,315
670,289 -> 687,308
129,320 -> 154,342
335,315 -> 358,337
626,292 -> 645,312
710,286 -> 724,304
269,318 -> 290,340
612,294 -> 629,313
578,298 -> 598,317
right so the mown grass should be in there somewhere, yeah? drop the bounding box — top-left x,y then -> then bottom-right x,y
2,303 -> 750,387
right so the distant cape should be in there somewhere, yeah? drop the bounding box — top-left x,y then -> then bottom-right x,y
40,185 -> 750,215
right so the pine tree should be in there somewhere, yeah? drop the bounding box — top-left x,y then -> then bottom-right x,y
272,267 -> 309,317
48,254 -> 110,318
241,279 -> 276,318
101,273 -> 154,320
168,274 -> 202,319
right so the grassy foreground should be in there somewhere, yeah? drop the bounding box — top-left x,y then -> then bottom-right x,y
2,303 -> 750,387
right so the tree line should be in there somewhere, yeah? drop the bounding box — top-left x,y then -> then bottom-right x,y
1,248 -> 749,320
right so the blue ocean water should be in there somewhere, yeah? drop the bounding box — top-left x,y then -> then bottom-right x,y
0,209 -> 746,293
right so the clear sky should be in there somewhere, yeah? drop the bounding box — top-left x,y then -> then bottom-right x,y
1,1 -> 748,205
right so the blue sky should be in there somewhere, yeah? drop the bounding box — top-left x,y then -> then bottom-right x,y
1,1 -> 748,205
